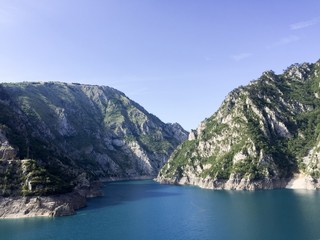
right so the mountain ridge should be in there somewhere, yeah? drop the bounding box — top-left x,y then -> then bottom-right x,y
0,81 -> 188,217
157,59 -> 320,190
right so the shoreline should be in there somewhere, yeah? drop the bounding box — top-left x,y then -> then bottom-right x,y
0,191 -> 88,220
156,174 -> 319,191
285,174 -> 317,190
100,175 -> 156,183
0,176 -> 155,220
2,175 -> 318,219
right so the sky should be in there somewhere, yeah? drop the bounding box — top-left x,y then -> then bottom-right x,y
0,0 -> 320,131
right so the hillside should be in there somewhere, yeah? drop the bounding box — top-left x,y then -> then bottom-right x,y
157,60 -> 320,190
0,82 -> 188,198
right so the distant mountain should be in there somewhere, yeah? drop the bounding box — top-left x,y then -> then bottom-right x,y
0,82 -> 188,198
157,60 -> 320,190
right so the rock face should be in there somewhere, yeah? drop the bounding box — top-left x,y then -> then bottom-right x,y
0,192 -> 87,218
0,82 -> 187,205
157,60 -> 320,190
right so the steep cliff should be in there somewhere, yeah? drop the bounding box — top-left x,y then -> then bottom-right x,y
157,60 -> 320,190
0,82 -> 188,198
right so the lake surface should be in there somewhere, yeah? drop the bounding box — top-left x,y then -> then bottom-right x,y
1,180 -> 320,240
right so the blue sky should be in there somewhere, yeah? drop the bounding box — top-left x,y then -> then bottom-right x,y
1,0 -> 320,131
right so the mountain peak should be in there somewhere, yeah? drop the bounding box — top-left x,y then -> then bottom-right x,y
283,62 -> 312,81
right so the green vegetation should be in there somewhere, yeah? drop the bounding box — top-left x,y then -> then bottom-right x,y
233,158 -> 264,180
0,159 -> 72,196
139,134 -> 172,154
202,120 -> 228,141
21,160 -> 72,196
0,161 -> 24,196
160,140 -> 197,178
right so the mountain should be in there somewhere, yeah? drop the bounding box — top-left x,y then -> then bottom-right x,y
157,60 -> 320,190
0,82 -> 187,217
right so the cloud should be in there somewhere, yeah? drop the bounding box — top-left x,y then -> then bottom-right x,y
267,35 -> 300,48
276,35 -> 300,45
231,53 -> 252,61
290,18 -> 319,30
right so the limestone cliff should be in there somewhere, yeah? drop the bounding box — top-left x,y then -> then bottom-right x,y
157,60 -> 320,190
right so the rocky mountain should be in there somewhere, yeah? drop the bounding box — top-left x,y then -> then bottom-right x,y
0,82 -> 188,200
157,60 -> 320,190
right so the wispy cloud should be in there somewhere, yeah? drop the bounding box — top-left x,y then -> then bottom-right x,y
231,53 -> 252,61
267,35 -> 300,49
290,17 -> 319,30
276,35 -> 300,45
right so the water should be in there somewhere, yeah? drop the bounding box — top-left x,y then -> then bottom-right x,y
1,180 -> 320,240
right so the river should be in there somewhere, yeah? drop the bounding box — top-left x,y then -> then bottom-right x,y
1,180 -> 320,240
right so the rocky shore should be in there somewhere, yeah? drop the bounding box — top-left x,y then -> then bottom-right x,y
0,183 -> 103,219
0,176 -> 153,219
0,192 -> 85,219
156,174 -> 319,191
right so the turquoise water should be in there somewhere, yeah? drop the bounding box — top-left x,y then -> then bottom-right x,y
1,180 -> 320,240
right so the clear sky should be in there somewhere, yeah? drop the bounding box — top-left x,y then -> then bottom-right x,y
1,0 -> 320,131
